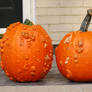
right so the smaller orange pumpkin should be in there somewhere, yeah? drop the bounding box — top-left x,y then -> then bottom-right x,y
55,9 -> 92,82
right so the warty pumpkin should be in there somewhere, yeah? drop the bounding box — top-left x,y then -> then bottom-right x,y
0,19 -> 53,82
55,9 -> 92,82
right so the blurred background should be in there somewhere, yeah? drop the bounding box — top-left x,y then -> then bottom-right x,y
36,0 -> 92,44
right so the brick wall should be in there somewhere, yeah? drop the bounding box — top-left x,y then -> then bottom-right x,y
36,0 -> 92,44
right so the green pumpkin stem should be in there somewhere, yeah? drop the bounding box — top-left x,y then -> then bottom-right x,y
0,19 -> 34,39
80,9 -> 92,32
0,34 -> 3,39
24,19 -> 34,26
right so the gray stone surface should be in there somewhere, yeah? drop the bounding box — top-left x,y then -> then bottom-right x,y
0,55 -> 92,86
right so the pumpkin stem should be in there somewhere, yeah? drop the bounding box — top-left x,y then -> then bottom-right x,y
0,19 -> 33,39
24,19 -> 34,26
80,9 -> 92,32
0,34 -> 3,39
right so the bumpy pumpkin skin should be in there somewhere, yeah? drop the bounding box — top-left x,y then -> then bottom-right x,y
55,31 -> 92,82
0,22 -> 53,82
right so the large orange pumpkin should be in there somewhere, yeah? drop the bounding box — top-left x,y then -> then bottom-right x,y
0,19 -> 53,82
55,9 -> 92,82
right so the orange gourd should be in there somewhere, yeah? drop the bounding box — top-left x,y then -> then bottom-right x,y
55,9 -> 92,82
0,19 -> 53,82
